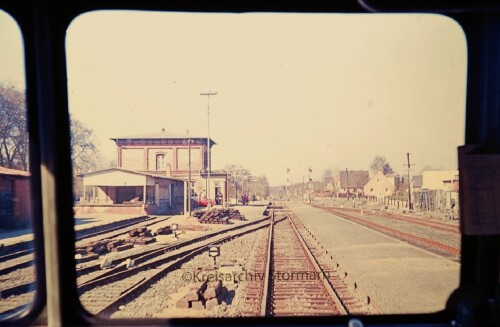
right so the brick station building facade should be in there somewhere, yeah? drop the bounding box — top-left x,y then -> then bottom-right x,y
112,130 -> 228,204
75,130 -> 228,216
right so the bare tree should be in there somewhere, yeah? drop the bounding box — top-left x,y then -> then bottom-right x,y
223,164 -> 251,203
0,83 -> 28,170
322,168 -> 334,190
249,174 -> 270,199
394,174 -> 408,196
370,155 -> 393,175
70,117 -> 98,174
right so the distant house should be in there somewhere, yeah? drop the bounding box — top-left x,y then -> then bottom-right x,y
421,170 -> 459,211
0,167 -> 31,228
335,170 -> 369,197
363,170 -> 395,199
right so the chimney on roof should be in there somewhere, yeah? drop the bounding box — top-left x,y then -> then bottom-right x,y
186,129 -> 190,135
161,128 -> 165,132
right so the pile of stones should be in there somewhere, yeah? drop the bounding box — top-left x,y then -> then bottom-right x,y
126,226 -> 156,245
176,280 -> 228,310
193,208 -> 246,224
155,225 -> 173,235
75,238 -> 133,263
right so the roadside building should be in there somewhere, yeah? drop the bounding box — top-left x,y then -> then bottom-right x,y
421,170 -> 459,213
75,129 -> 228,215
363,170 -> 395,200
422,170 -> 459,191
0,166 -> 31,228
335,170 -> 369,197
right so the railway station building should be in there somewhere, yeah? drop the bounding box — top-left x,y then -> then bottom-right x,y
419,170 -> 459,212
75,129 -> 228,216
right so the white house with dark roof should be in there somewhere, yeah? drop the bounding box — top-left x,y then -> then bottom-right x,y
334,170 -> 370,197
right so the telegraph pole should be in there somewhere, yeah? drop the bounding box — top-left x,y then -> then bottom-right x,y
308,167 -> 313,201
406,153 -> 413,210
188,139 -> 192,216
346,168 -> 350,199
201,91 -> 217,209
286,167 -> 291,199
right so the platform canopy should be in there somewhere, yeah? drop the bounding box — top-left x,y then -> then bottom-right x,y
77,168 -> 185,212
78,167 -> 183,187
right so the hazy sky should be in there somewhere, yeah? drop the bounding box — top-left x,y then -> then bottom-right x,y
2,11 -> 467,186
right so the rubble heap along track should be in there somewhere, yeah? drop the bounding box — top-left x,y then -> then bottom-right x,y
315,205 -> 460,259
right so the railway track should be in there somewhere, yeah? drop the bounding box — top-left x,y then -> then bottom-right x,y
78,216 -> 274,316
0,216 -> 172,317
76,215 -> 272,281
2,205 -> 379,318
265,216 -> 346,316
315,206 -> 460,258
318,205 -> 459,234
243,205 -> 374,316
0,216 -> 167,278
0,217 -> 161,309
286,209 -> 378,314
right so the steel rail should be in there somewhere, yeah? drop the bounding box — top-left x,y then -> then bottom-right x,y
78,218 -> 274,315
319,207 -> 460,256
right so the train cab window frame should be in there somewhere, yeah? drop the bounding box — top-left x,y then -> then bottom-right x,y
0,1 -> 499,326
0,8 -> 46,327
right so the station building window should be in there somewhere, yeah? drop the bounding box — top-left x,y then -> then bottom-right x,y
156,153 -> 165,170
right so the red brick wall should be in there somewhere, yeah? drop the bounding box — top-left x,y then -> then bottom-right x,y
0,175 -> 31,227
14,178 -> 31,224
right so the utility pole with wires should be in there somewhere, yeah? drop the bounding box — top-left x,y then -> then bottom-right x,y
346,168 -> 350,199
188,138 -> 193,216
201,91 -> 217,209
406,153 -> 415,210
308,167 -> 313,201
286,167 -> 291,198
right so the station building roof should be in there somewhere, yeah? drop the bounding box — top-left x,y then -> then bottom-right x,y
77,167 -> 184,186
110,130 -> 216,145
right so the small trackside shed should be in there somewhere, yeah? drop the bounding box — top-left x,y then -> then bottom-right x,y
74,167 -> 185,216
0,166 -> 31,228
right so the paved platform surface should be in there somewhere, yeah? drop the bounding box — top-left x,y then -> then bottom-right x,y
287,201 -> 459,314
